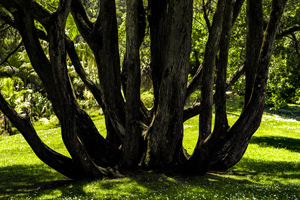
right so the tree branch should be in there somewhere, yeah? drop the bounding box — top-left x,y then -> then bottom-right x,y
186,63 -> 203,100
183,61 -> 246,122
65,36 -> 106,110
276,24 -> 300,39
0,38 -> 23,66
202,0 -> 211,31
225,62 -> 245,90
12,0 -> 52,28
71,0 -> 93,41
41,0 -> 57,10
0,91 -> 84,179
232,0 -> 245,25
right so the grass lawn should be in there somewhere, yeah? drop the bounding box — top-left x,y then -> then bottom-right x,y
0,104 -> 300,199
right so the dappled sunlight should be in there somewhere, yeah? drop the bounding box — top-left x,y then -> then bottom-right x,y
1,105 -> 300,199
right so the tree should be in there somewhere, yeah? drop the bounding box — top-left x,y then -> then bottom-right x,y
0,0 -> 291,179
265,0 -> 300,108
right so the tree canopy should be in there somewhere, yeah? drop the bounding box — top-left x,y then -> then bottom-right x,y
0,0 -> 299,179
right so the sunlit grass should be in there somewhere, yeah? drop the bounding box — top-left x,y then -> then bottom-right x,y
1,105 -> 300,199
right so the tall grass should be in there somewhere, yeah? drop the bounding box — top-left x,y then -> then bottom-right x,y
0,104 -> 300,199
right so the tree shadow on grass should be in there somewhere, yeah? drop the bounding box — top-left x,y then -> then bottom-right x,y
264,105 -> 300,122
0,164 -> 74,199
250,135 -> 300,153
232,158 -> 300,180
1,159 -> 300,199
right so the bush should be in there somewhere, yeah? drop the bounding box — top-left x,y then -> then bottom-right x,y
141,90 -> 154,109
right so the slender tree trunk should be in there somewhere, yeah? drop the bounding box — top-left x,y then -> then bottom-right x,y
209,0 -> 288,171
120,0 -> 142,168
214,0 -> 234,135
244,0 -> 264,108
186,0 -> 227,175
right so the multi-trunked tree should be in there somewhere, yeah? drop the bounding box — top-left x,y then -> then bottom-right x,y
0,0 -> 289,179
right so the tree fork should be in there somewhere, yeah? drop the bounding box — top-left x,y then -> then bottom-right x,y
209,0 -> 288,171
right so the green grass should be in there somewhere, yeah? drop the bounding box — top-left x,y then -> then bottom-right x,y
1,105 -> 300,199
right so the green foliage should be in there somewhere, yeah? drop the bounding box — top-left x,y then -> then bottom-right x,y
78,89 -> 99,110
65,14 -> 80,41
30,92 -> 53,119
264,1 -> 300,109
266,34 -> 300,109
141,90 -> 154,109
116,0 -> 126,26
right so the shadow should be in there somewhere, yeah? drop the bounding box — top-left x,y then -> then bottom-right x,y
250,135 -> 300,153
1,163 -> 300,199
232,158 -> 300,181
0,164 -> 74,199
264,105 -> 300,122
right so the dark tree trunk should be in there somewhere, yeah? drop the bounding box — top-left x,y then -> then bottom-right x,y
120,0 -> 142,168
214,0 -> 234,135
209,0 -> 288,171
244,0 -> 264,108
142,0 -> 193,169
0,93 -> 84,179
186,0 -> 227,174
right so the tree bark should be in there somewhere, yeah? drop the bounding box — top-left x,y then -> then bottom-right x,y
214,0 -> 234,135
0,92 -> 84,179
187,0 -> 227,174
142,0 -> 193,169
11,1 -> 119,179
209,0 -> 288,171
120,0 -> 142,168
244,0 -> 264,108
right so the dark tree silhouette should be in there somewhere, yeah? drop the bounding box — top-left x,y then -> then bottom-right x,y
0,0 -> 289,179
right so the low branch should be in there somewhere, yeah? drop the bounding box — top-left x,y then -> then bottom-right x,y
202,0 -> 211,31
276,24 -> 300,39
0,92 -> 84,179
65,37 -> 106,110
12,0 -> 52,28
225,62 -> 245,90
183,62 -> 246,122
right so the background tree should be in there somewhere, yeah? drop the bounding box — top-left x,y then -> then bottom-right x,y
0,0 -> 294,179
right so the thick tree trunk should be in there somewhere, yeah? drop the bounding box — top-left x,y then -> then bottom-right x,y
71,0 -> 126,141
9,1 -> 120,179
142,0 -> 193,169
186,0 -> 287,174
